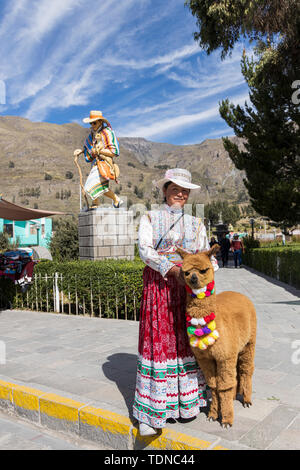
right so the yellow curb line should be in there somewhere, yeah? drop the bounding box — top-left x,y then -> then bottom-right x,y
0,379 -> 227,450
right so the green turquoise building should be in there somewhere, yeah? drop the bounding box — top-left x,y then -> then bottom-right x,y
0,217 -> 52,248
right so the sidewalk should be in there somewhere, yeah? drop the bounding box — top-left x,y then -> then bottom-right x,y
0,261 -> 299,450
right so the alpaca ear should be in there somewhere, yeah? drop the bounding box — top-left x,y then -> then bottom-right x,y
176,247 -> 190,259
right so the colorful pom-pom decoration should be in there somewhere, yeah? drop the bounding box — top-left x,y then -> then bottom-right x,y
207,281 -> 214,291
185,280 -> 219,350
187,326 -> 196,335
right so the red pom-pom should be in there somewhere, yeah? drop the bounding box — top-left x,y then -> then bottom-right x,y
207,281 -> 214,291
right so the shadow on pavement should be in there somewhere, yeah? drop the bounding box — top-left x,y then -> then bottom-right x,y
102,353 -> 162,449
102,353 -> 137,422
243,265 -> 300,297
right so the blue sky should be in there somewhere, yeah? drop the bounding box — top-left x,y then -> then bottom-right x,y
0,0 -> 250,145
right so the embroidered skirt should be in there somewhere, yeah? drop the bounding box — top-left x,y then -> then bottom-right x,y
84,164 -> 109,200
133,266 -> 207,429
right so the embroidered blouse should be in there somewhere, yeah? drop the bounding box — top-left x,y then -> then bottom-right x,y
138,204 -> 219,278
84,126 -> 120,164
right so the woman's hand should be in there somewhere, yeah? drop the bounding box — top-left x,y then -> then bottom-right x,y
168,265 -> 185,286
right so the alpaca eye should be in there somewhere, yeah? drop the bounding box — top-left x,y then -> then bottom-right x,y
184,271 -> 190,276
199,268 -> 209,274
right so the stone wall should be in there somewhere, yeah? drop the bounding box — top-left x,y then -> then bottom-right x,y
78,208 -> 135,260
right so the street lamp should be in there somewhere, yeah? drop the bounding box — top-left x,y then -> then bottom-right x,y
249,218 -> 255,239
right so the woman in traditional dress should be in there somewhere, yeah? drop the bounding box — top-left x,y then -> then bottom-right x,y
74,110 -> 123,209
133,168 -> 219,436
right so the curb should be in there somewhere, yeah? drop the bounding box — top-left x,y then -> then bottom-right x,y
0,379 -> 228,450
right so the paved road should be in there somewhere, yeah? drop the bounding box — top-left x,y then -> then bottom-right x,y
0,261 -> 299,449
0,409 -> 108,450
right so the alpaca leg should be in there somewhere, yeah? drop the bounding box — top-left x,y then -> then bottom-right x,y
193,355 -> 218,420
216,358 -> 238,427
218,388 -> 236,428
237,342 -> 255,407
208,388 -> 219,422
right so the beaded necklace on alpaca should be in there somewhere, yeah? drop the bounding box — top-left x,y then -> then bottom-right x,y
185,280 -> 219,350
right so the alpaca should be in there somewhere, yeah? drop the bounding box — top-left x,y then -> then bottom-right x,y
177,245 -> 257,428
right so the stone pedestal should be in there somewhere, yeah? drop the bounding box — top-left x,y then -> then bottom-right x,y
78,208 -> 135,261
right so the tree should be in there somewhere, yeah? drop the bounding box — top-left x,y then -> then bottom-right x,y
219,50 -> 300,228
134,186 -> 144,199
205,201 -> 241,226
186,0 -> 299,59
0,232 -> 10,251
186,0 -> 300,228
49,217 -> 78,261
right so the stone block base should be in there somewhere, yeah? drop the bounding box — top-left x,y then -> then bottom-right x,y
78,208 -> 135,261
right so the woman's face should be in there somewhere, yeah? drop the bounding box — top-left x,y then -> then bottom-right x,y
91,120 -> 102,132
163,182 -> 190,209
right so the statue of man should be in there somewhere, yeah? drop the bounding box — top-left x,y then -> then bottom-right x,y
74,110 -> 122,209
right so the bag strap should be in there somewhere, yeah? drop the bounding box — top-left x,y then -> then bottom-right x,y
154,212 -> 184,251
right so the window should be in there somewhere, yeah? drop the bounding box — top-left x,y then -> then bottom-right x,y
30,224 -> 37,235
3,224 -> 13,238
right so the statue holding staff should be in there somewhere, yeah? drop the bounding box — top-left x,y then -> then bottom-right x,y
74,110 -> 122,210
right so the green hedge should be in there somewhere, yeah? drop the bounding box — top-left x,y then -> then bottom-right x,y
1,258 -> 145,320
243,247 -> 300,289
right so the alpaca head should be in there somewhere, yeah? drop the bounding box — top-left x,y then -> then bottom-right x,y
176,245 -> 219,290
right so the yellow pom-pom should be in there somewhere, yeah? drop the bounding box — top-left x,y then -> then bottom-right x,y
190,337 -> 198,347
197,292 -> 205,299
207,320 -> 216,331
198,340 -> 207,350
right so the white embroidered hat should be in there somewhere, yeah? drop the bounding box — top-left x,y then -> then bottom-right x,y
153,168 -> 200,193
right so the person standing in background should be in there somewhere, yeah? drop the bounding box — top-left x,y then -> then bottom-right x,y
231,233 -> 244,268
220,233 -> 230,267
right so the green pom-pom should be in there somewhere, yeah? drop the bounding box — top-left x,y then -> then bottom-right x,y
187,326 -> 196,335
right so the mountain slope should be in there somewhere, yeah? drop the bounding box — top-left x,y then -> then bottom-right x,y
0,116 -> 248,218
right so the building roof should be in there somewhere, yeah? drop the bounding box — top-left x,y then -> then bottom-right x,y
0,197 -> 64,221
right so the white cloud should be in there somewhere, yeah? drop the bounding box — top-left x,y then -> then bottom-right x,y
118,91 -> 249,140
13,0 -> 138,119
103,43 -> 200,70
119,105 -> 220,139
0,0 -> 250,144
15,0 -> 82,42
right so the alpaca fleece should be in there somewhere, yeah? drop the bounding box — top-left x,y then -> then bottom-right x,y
177,245 -> 257,427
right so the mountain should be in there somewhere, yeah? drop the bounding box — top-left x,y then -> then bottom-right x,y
0,116 -> 248,219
